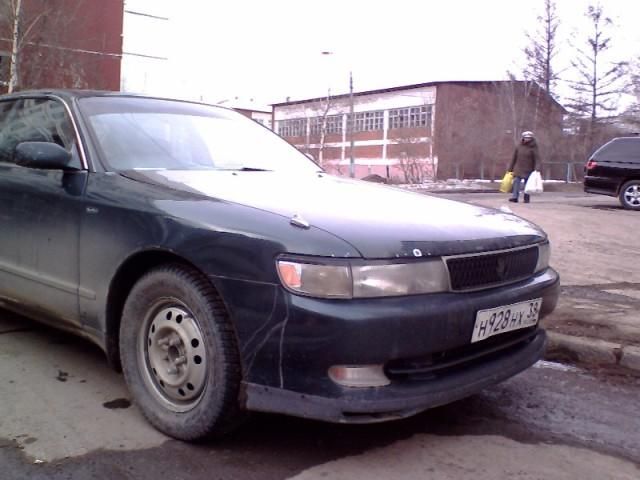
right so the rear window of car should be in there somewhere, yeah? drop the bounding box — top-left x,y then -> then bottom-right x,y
592,138 -> 640,163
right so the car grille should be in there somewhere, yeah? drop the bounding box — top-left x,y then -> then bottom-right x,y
445,246 -> 539,291
385,328 -> 538,381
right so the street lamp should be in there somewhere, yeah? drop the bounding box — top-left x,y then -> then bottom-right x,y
348,70 -> 354,178
321,51 -> 355,178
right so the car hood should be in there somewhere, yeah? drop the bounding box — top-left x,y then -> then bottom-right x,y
122,170 -> 546,259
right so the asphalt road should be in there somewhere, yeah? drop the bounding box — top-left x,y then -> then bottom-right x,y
1,191 -> 639,479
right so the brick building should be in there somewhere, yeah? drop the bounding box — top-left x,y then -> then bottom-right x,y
234,107 -> 272,129
272,81 -> 566,181
0,0 -> 124,93
213,97 -> 272,129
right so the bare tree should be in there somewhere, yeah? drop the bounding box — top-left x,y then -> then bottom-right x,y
307,89 -> 333,168
566,4 -> 628,130
496,76 -> 543,135
432,81 -> 565,181
0,0 -> 111,92
523,0 -> 561,97
394,135 -> 432,184
385,102 -> 436,183
0,0 -> 48,92
620,57 -> 640,130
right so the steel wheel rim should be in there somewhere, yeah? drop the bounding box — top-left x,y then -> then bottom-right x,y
623,184 -> 640,207
139,301 -> 208,412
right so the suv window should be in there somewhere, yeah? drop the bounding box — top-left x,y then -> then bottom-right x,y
0,98 -> 81,168
593,138 -> 640,164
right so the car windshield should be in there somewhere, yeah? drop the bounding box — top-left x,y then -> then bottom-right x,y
78,96 -> 320,173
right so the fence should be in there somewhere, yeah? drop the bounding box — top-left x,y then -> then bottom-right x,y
447,161 -> 586,183
542,162 -> 585,183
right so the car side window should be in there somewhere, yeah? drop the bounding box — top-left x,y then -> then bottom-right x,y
617,139 -> 640,163
0,99 -> 22,164
0,98 -> 82,169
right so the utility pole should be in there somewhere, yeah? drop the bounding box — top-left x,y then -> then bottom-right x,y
349,70 -> 355,178
320,51 -> 355,178
8,0 -> 22,93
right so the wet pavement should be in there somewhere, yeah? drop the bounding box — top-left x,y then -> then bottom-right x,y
1,314 -> 639,479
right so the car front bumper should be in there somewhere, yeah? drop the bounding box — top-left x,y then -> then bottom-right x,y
215,268 -> 559,423
244,329 -> 546,422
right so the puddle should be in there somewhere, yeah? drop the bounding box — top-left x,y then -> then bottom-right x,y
102,398 -> 132,409
604,289 -> 640,301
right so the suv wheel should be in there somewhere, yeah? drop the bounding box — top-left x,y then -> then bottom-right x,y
619,180 -> 640,211
119,264 -> 244,440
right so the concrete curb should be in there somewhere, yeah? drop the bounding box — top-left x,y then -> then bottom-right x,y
425,188 -> 500,194
546,331 -> 640,373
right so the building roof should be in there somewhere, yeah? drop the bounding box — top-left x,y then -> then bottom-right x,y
271,80 -> 566,112
214,97 -> 272,113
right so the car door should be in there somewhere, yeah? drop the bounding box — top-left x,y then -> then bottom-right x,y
0,96 -> 87,327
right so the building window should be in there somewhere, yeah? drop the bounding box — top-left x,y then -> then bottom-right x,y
389,105 -> 432,129
278,118 -> 306,137
310,115 -> 343,135
326,115 -> 342,134
309,117 -> 320,135
353,110 -> 383,132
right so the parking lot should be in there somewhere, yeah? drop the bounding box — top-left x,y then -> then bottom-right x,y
1,189 -> 639,479
447,189 -> 640,363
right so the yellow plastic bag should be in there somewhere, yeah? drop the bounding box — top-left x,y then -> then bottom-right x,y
499,171 -> 514,193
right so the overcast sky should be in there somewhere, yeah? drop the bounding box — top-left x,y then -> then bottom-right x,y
125,0 -> 640,109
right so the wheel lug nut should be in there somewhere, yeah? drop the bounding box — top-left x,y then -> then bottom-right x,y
174,355 -> 187,366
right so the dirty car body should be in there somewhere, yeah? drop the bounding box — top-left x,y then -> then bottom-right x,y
0,91 -> 559,440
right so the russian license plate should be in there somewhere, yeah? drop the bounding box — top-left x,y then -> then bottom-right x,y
471,298 -> 542,343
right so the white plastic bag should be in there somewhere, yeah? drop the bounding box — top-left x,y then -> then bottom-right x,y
524,171 -> 543,194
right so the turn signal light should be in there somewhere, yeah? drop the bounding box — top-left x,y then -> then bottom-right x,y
277,261 -> 302,288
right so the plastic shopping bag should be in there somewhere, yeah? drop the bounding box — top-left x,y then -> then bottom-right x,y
499,171 -> 514,193
524,171 -> 543,194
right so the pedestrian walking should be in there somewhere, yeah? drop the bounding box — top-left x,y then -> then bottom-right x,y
508,131 -> 540,203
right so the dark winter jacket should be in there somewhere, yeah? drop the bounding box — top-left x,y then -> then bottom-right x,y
509,139 -> 540,178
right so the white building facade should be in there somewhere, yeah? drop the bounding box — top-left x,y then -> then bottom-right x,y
272,84 -> 437,181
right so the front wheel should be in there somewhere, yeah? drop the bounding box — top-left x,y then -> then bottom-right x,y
119,264 -> 244,440
619,180 -> 640,211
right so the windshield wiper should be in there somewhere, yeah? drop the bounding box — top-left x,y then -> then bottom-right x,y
234,167 -> 272,172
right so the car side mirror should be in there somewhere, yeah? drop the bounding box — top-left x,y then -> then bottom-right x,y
14,141 -> 73,170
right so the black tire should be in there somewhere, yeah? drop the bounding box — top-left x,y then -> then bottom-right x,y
619,180 -> 640,211
119,263 -> 244,441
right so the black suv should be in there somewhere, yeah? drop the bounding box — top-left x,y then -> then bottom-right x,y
584,136 -> 640,210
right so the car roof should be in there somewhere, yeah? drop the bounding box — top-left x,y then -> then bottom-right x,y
0,89 -> 124,101
611,136 -> 640,141
0,89 -> 233,111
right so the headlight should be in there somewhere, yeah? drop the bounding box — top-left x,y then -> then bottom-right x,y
277,261 -> 352,298
277,258 -> 449,299
535,241 -> 551,272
